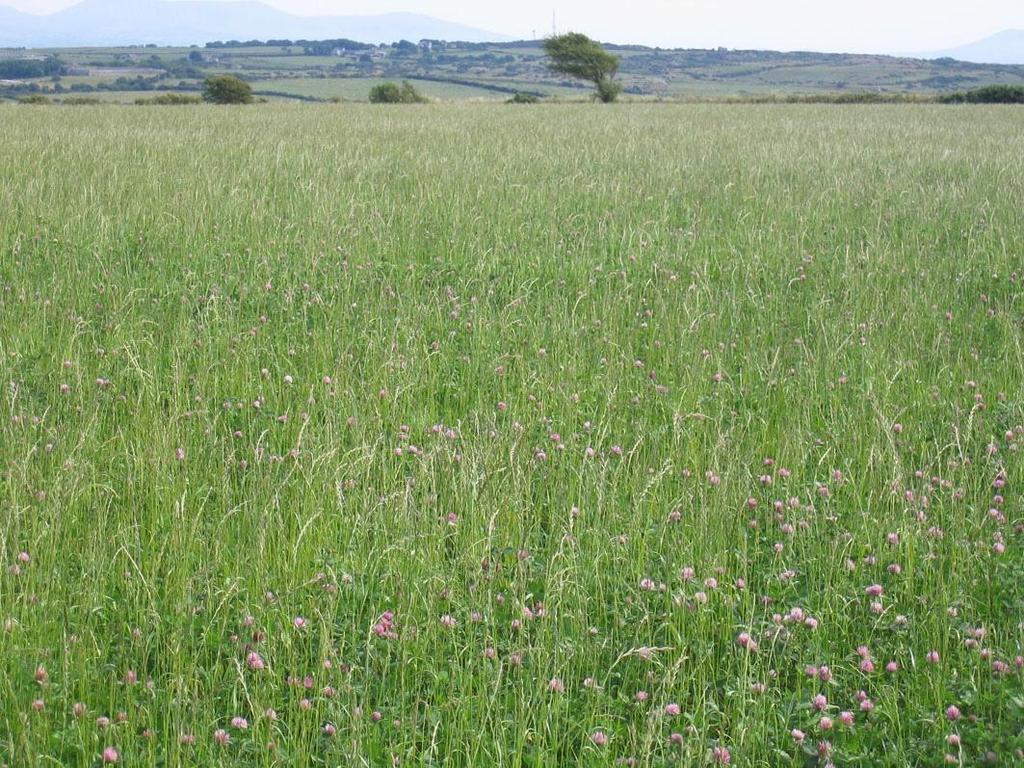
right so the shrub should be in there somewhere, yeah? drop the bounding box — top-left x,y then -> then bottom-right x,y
507,92 -> 540,104
202,75 -> 254,105
136,93 -> 203,105
369,80 -> 428,104
62,96 -> 102,105
17,94 -> 51,105
940,85 -> 1024,104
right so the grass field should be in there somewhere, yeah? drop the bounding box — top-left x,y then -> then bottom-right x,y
0,103 -> 1022,767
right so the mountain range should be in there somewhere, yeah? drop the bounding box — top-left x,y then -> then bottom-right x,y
912,29 -> 1024,65
0,0 -> 507,47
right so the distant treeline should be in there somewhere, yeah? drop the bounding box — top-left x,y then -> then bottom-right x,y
938,85 -> 1024,103
206,38 -> 374,53
0,76 -> 203,100
202,38 -> 522,54
0,56 -> 62,79
721,88 -> 1024,104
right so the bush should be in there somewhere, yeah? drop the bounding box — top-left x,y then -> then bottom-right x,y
507,92 -> 540,104
136,93 -> 203,105
17,94 -> 51,105
61,96 -> 102,105
202,75 -> 254,105
940,85 -> 1024,104
368,80 -> 428,104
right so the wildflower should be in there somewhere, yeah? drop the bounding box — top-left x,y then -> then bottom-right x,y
102,747 -> 119,763
246,651 -> 265,670
591,731 -> 608,746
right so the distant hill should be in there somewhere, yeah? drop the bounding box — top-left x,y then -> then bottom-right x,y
913,30 -> 1024,65
0,0 -> 507,47
4,38 -> 1024,105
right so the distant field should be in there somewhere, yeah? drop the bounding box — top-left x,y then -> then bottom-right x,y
4,40 -> 1024,102
0,104 -> 1022,767
250,76 -> 516,101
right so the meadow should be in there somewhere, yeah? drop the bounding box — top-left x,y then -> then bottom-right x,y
0,103 -> 1022,766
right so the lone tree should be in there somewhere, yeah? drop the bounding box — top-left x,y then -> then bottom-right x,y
202,75 -> 253,104
543,33 -> 621,103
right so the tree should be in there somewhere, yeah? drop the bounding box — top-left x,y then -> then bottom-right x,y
543,33 -> 621,103
202,75 -> 253,105
368,80 -> 428,104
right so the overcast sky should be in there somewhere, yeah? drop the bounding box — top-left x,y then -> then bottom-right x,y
6,0 -> 1023,53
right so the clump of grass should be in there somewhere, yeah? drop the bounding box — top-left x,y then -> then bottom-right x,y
134,93 -> 203,105
16,93 -> 51,105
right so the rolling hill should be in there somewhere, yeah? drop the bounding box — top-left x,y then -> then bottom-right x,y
916,30 -> 1024,65
0,0 -> 506,47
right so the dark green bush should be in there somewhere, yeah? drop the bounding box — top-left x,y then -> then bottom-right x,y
368,80 -> 428,104
507,92 -> 540,104
202,75 -> 254,105
61,96 -> 102,105
17,94 -> 51,105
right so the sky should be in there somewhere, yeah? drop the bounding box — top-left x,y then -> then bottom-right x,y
5,0 -> 1023,53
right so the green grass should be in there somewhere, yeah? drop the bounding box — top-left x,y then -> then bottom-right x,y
0,103 -> 1022,767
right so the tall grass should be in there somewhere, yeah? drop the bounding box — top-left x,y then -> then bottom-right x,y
0,103 -> 1021,766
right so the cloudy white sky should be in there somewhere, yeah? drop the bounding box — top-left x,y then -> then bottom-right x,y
5,0 -> 1023,53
